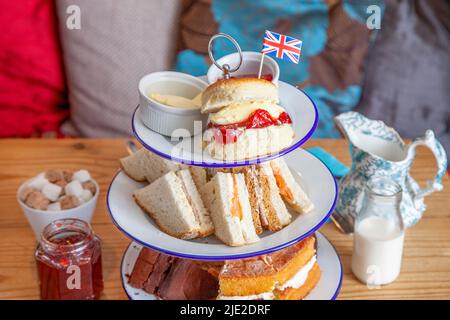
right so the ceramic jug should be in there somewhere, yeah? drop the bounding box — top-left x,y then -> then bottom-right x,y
332,112 -> 447,233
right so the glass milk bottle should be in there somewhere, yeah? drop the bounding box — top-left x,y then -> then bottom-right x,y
351,177 -> 405,286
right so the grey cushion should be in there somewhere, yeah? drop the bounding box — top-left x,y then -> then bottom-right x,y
356,0 -> 450,155
56,0 -> 182,137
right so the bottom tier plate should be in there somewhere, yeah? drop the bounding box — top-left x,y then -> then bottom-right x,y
120,232 -> 343,300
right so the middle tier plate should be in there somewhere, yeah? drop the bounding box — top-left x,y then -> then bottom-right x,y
107,148 -> 337,260
132,80 -> 318,167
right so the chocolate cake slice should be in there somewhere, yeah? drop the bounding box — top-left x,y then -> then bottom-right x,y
128,248 -> 160,288
143,254 -> 174,294
128,247 -> 219,299
158,259 -> 218,300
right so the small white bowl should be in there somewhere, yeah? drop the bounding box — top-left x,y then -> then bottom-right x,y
138,71 -> 208,137
17,178 -> 99,239
207,51 -> 280,84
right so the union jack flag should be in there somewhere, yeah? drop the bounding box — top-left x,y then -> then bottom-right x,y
262,30 -> 302,64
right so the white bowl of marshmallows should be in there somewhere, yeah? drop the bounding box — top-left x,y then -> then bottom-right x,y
17,169 -> 99,239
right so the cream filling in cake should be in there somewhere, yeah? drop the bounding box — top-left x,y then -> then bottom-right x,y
217,292 -> 275,300
218,255 -> 317,300
277,255 -> 317,290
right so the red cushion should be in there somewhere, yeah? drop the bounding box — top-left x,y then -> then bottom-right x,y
0,0 -> 67,137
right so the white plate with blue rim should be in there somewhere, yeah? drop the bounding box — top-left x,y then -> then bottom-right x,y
107,148 -> 337,260
132,80 -> 318,168
120,232 -> 343,300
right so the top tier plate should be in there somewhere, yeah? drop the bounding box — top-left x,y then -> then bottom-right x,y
132,80 -> 318,168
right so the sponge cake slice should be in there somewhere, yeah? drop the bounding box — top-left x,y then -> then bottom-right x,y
218,236 -> 319,300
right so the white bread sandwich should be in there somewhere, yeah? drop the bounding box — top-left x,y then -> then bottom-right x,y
133,170 -> 214,239
201,78 -> 279,114
200,172 -> 259,246
201,78 -> 295,161
120,148 -> 152,182
233,164 -> 290,233
204,163 -> 297,233
120,148 -> 181,183
269,158 -> 314,214
206,166 -> 263,235
185,166 -> 208,189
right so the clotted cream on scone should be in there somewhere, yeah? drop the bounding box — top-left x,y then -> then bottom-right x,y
201,78 -> 295,161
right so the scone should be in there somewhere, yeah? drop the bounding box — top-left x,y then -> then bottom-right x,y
201,78 -> 294,161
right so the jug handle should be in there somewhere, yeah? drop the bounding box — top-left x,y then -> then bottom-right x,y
407,130 -> 448,202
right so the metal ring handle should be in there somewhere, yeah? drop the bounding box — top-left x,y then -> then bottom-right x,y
208,33 -> 243,77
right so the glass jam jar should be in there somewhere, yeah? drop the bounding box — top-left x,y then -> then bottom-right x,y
35,218 -> 103,300
351,177 -> 405,286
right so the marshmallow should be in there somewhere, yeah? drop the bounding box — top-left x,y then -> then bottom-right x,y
25,191 -> 50,210
42,183 -> 62,202
28,173 -> 49,191
47,202 -> 61,211
73,170 -> 91,183
65,180 -> 84,197
60,195 -> 80,210
79,189 -> 93,203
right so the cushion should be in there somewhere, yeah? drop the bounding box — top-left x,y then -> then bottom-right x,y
356,0 -> 450,154
0,1 -> 67,137
55,0 -> 182,136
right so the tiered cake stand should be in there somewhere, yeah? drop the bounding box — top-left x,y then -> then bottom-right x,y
107,79 -> 342,300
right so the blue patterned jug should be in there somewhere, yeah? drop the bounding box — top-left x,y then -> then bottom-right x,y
332,112 -> 447,233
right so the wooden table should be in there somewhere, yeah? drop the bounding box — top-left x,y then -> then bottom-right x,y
0,139 -> 449,300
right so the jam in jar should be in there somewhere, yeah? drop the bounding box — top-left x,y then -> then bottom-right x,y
35,218 -> 103,300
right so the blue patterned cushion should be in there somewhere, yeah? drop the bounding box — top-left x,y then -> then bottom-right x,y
175,0 -> 384,138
